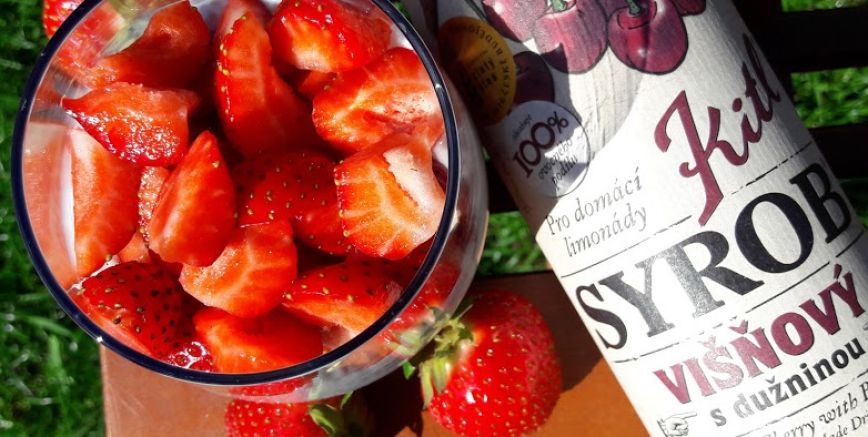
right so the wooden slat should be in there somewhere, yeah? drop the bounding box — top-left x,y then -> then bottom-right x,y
102,271 -> 645,437
756,7 -> 868,72
488,123 -> 868,213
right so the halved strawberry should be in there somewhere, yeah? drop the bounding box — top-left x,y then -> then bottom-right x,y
180,221 -> 298,318
43,0 -> 82,38
269,0 -> 391,73
335,135 -> 446,260
148,131 -> 236,266
216,13 -> 320,158
312,48 -> 444,154
194,308 -> 322,373
215,0 -> 270,43
233,151 -> 351,256
91,1 -> 211,89
70,130 -> 140,277
137,166 -> 171,239
282,259 -> 405,336
63,83 -> 199,167
71,262 -> 184,355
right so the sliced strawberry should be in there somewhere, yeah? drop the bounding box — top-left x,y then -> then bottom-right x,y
63,83 -> 199,166
215,0 -> 270,43
180,221 -> 298,318
335,135 -> 446,260
233,151 -> 351,255
91,1 -> 211,89
269,0 -> 391,73
70,130 -> 140,277
137,166 -> 171,239
312,48 -> 444,154
43,0 -> 82,37
216,13 -> 320,158
118,232 -> 151,264
290,69 -> 337,101
282,259 -> 405,336
194,308 -> 322,373
71,262 -> 184,355
148,131 -> 236,266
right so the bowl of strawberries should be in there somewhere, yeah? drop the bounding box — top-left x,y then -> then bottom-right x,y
12,0 -> 488,402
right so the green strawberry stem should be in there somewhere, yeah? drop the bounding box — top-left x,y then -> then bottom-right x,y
417,305 -> 474,406
309,404 -> 347,437
625,0 -> 644,15
309,393 -> 370,437
551,0 -> 570,12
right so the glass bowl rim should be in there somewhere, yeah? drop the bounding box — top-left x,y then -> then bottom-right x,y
11,0 -> 461,386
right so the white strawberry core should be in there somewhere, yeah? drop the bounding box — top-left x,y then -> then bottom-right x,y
384,146 -> 443,219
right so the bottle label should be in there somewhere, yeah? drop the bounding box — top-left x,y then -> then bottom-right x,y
404,0 -> 868,435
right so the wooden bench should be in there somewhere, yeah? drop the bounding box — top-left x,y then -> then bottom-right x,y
102,2 -> 868,435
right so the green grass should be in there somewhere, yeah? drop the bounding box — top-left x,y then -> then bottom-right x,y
0,0 -> 864,435
0,1 -> 104,436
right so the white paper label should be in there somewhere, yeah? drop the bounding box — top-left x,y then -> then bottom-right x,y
404,1 -> 868,436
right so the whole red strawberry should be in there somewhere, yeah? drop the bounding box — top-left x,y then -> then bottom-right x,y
420,290 -> 562,437
225,395 -> 372,437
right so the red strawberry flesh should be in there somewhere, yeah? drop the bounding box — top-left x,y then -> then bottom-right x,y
312,47 -> 444,154
335,134 -> 446,260
43,0 -> 83,38
233,151 -> 351,256
91,1 -> 211,89
63,82 -> 199,166
282,259 -> 405,336
148,131 -> 236,266
70,130 -> 140,277
216,12 -> 320,158
269,0 -> 392,73
137,166 -> 171,240
180,221 -> 298,318
194,308 -> 322,373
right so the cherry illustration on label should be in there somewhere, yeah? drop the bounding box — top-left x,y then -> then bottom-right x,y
608,0 -> 688,74
513,51 -> 555,107
481,0 -> 547,42
532,0 -> 608,74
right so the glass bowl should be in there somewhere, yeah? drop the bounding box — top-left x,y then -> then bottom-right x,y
11,0 -> 488,402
